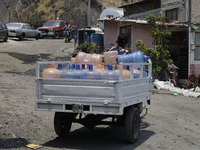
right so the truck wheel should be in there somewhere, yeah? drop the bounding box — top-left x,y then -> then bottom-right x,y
36,34 -> 39,40
54,112 -> 72,137
3,34 -> 8,42
124,107 -> 140,143
19,33 -> 25,41
52,32 -> 59,39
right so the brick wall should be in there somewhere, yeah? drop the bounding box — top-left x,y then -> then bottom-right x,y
132,24 -> 153,51
192,64 -> 200,75
104,21 -> 153,51
104,21 -> 119,50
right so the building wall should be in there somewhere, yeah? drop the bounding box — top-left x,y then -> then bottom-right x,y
190,32 -> 200,76
193,64 -> 200,75
104,21 -> 119,50
161,0 -> 186,22
132,24 -> 153,51
129,8 -> 161,19
103,21 -> 153,52
191,0 -> 200,24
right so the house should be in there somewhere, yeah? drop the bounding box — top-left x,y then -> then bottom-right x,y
100,0 -> 200,84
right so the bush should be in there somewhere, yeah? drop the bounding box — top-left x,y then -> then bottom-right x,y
44,0 -> 52,7
38,4 -> 48,15
58,9 -> 65,17
48,14 -> 55,20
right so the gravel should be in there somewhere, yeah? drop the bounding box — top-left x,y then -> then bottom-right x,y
0,38 -> 200,150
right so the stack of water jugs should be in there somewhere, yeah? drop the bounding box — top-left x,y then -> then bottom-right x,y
42,51 -> 149,80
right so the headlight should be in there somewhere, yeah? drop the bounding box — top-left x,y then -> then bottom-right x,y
49,29 -> 53,32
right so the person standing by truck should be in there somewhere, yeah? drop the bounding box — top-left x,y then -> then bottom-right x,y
107,33 -> 130,55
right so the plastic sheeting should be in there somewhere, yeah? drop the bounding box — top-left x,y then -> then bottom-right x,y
153,79 -> 200,98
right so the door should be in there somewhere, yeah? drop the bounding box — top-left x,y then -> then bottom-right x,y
21,25 -> 28,37
120,25 -> 132,48
0,23 -> 7,38
26,25 -> 35,37
60,21 -> 65,36
169,31 -> 188,79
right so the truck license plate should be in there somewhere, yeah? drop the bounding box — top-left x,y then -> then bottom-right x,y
72,104 -> 83,113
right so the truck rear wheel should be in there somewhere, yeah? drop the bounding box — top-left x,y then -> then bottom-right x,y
52,31 -> 59,39
124,107 -> 140,143
19,33 -> 25,41
36,34 -> 39,40
54,112 -> 72,137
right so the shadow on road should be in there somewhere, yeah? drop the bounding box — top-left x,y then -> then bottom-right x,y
43,124 -> 155,150
0,138 -> 29,149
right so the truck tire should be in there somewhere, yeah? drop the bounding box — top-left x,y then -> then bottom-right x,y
54,112 -> 72,137
124,107 -> 140,143
19,33 -> 25,41
36,34 -> 39,40
52,31 -> 59,39
3,34 -> 8,42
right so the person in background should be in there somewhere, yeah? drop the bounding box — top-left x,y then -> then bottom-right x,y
65,22 -> 71,28
65,22 -> 71,38
107,33 -> 130,55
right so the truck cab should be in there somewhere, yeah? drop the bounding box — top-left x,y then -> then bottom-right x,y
36,20 -> 66,39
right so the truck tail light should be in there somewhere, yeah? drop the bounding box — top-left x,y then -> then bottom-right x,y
10,30 -> 16,33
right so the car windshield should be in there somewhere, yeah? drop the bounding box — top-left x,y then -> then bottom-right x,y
6,23 -> 21,28
43,21 -> 59,27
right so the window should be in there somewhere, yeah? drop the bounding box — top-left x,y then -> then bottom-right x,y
120,25 -> 131,48
195,33 -> 200,60
166,8 -> 178,21
1,23 -> 6,29
26,25 -> 32,29
22,25 -> 26,29
60,22 -> 64,28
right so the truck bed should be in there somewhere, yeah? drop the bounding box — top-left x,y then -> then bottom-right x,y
35,61 -> 152,115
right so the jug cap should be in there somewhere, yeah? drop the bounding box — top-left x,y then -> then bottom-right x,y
76,64 -> 80,69
81,63 -> 85,69
127,66 -> 130,70
58,63 -> 62,69
72,64 -> 75,69
89,64 -> 93,71
145,56 -> 150,60
108,65 -> 113,70
69,64 -> 73,69
50,63 -> 54,68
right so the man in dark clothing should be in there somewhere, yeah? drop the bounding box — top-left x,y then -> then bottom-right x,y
107,33 -> 130,55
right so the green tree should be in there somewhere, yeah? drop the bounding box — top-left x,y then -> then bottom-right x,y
146,14 -> 173,79
136,40 -> 147,54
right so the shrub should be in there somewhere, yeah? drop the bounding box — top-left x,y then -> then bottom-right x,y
48,14 -> 55,20
38,4 -> 48,15
58,9 -> 65,17
44,0 -> 52,6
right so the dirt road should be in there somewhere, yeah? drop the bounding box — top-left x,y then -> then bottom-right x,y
0,38 -> 200,150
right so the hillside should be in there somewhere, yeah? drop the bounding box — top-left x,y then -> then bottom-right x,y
0,0 -> 137,28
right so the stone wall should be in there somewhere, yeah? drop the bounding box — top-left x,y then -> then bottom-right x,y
191,0 -> 200,24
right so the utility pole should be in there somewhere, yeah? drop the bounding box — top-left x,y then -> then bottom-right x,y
84,15 -> 86,42
188,0 -> 191,75
55,9 -> 58,20
87,0 -> 91,26
9,10 -> 10,23
160,15 -> 163,81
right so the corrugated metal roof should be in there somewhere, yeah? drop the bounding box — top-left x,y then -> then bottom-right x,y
98,18 -> 188,27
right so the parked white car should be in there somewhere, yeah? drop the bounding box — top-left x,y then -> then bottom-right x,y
6,23 -> 42,41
